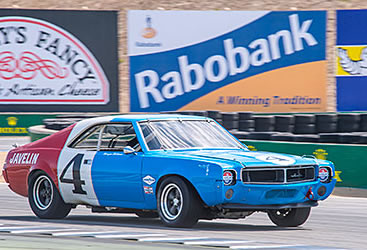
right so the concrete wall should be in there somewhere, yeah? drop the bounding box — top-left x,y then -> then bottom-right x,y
1,1 -> 367,112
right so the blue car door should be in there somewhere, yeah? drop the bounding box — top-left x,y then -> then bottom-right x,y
90,123 -> 145,208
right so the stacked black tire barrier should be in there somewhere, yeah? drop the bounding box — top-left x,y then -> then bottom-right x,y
274,115 -> 294,132
221,112 -> 239,130
37,111 -> 367,145
337,114 -> 360,132
238,112 -> 254,132
315,114 -> 337,133
293,115 -> 316,134
254,116 -> 274,132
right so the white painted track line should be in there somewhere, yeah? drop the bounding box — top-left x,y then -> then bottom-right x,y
138,237 -> 208,242
95,233 -> 166,239
12,228 -> 77,234
231,245 -> 304,249
52,231 -> 120,237
184,240 -> 253,246
0,226 -> 47,232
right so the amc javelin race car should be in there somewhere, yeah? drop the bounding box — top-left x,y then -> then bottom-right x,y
3,115 -> 336,228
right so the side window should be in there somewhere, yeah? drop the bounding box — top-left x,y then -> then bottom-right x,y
100,123 -> 141,151
70,125 -> 103,150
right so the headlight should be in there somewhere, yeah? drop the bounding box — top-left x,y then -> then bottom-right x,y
223,170 -> 236,186
318,167 -> 331,183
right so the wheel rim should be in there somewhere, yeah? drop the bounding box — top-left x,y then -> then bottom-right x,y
160,183 -> 183,221
273,208 -> 292,218
33,175 -> 53,210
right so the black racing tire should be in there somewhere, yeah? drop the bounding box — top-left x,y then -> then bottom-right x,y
316,122 -> 337,133
294,115 -> 315,124
28,172 -> 72,219
315,114 -> 337,124
222,120 -> 238,130
135,211 -> 159,219
267,207 -> 311,227
157,177 -> 202,228
293,124 -> 316,134
206,110 -> 221,120
238,112 -> 253,121
239,120 -> 254,131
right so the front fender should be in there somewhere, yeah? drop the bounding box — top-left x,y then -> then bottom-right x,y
142,156 -> 223,209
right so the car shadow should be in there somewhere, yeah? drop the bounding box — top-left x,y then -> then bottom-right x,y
0,214 -> 307,232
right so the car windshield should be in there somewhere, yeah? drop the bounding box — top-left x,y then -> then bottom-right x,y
139,120 -> 245,150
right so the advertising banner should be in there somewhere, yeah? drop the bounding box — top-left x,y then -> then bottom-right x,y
336,10 -> 367,111
128,10 -> 327,112
0,9 -> 119,112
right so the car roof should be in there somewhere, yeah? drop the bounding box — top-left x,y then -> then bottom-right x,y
110,114 -> 209,122
78,114 -> 210,126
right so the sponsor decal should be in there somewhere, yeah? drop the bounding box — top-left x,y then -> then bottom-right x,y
256,154 -> 296,165
0,16 -> 109,104
319,167 -> 329,182
143,175 -> 155,185
143,186 -> 154,194
9,152 -> 39,165
223,171 -> 234,185
83,159 -> 92,165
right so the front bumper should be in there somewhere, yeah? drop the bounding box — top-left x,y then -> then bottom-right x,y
220,178 -> 336,207
218,200 -> 318,210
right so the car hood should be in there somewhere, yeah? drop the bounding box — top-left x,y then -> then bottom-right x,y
162,149 -> 318,167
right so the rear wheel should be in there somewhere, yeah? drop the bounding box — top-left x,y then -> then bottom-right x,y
267,207 -> 311,227
157,177 -> 202,228
28,172 -> 72,219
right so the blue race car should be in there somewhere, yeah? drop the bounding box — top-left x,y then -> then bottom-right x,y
3,114 -> 336,228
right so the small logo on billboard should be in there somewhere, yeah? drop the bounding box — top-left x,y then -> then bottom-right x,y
337,46 -> 367,76
7,117 -> 18,126
142,16 -> 157,39
0,16 -> 110,105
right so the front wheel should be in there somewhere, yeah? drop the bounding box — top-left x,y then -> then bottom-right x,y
267,207 -> 311,227
157,177 -> 202,228
28,172 -> 72,219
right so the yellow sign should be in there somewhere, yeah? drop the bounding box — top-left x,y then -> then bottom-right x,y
334,171 -> 342,182
6,117 -> 18,126
313,149 -> 328,160
247,145 -> 257,151
0,127 -> 27,133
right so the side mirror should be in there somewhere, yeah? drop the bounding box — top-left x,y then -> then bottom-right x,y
123,146 -> 136,155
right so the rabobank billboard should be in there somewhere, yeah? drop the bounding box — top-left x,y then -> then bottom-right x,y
128,10 -> 327,112
336,10 -> 367,111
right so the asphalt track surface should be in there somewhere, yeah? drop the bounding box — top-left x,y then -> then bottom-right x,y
0,138 -> 366,250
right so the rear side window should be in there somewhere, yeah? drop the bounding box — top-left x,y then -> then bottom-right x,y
70,125 -> 103,150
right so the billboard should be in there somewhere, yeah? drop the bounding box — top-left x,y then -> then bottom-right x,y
128,10 -> 327,112
336,10 -> 367,111
0,9 -> 119,112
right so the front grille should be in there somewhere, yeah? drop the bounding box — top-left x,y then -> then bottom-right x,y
241,165 -> 316,184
